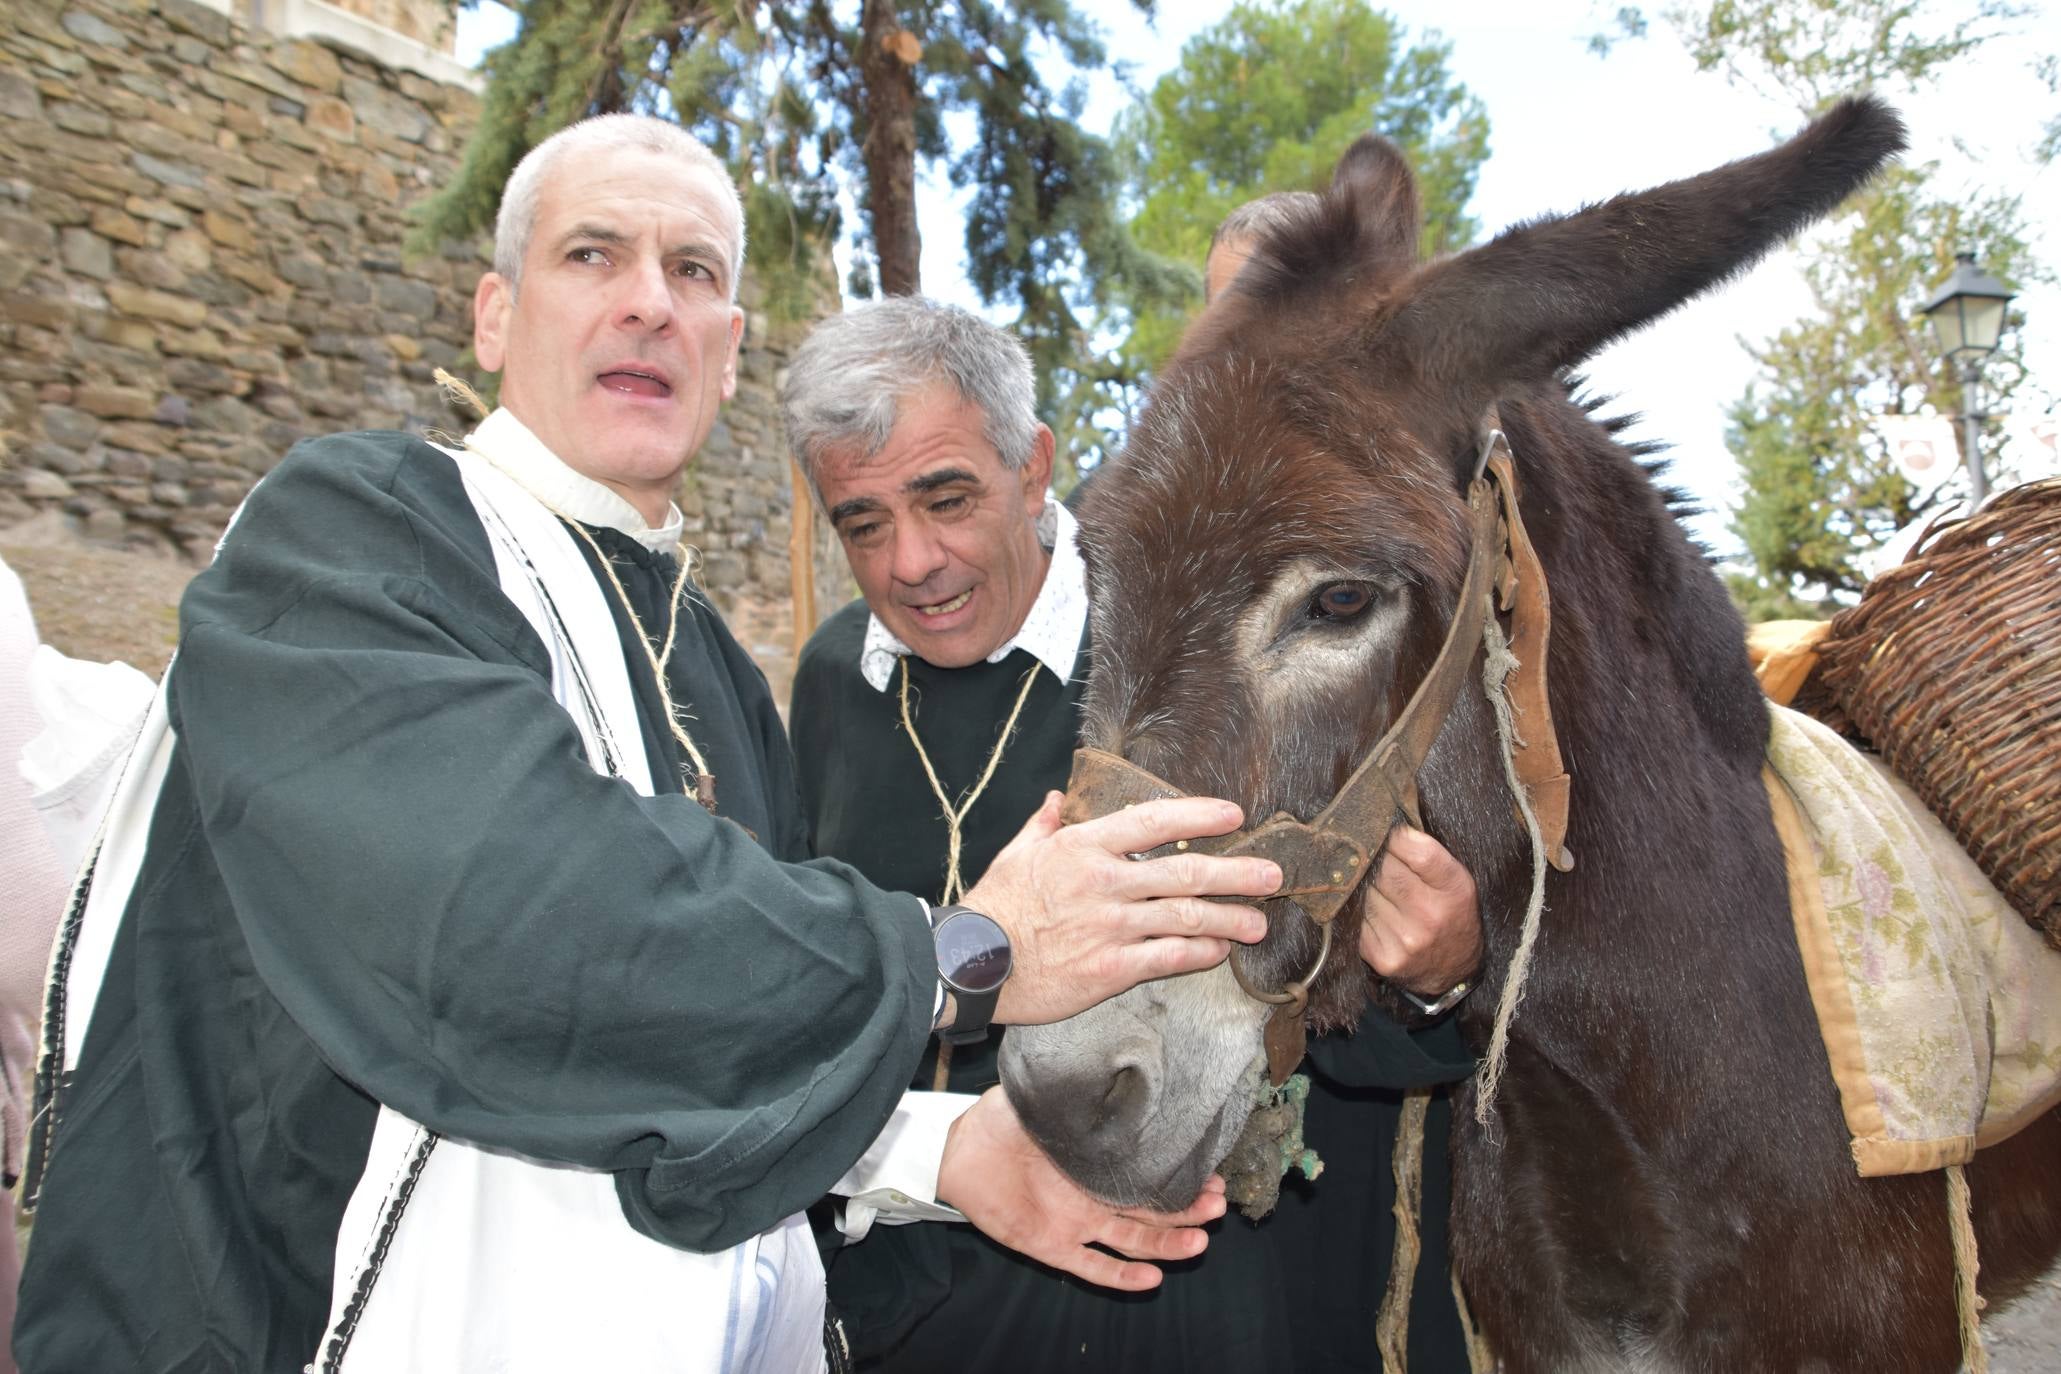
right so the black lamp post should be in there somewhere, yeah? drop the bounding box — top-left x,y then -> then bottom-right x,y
1919,251 -> 2015,507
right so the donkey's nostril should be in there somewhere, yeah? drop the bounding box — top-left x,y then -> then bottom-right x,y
1095,1064 -> 1153,1137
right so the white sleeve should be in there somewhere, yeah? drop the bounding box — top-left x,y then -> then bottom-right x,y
829,1087 -> 979,1242
918,896 -> 945,1030
21,645 -> 154,874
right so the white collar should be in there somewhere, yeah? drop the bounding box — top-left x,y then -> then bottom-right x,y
860,500 -> 1087,692
460,408 -> 686,555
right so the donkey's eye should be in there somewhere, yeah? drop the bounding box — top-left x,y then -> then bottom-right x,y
1307,582 -> 1374,621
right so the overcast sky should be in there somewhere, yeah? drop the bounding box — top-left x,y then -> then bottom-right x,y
458,1 -> 2060,553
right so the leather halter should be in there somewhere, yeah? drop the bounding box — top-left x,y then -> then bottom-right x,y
1059,415 -> 1574,1083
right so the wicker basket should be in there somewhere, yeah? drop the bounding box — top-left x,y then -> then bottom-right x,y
1810,478 -> 2061,947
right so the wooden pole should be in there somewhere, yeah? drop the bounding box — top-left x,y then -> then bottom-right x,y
788,458 -> 819,655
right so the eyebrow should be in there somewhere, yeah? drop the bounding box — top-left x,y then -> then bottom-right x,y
828,467 -> 984,526
553,227 -> 731,282
906,467 -> 982,495
672,238 -> 727,266
828,496 -> 884,525
555,224 -> 630,253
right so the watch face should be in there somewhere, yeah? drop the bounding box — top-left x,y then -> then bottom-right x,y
937,911 -> 1012,995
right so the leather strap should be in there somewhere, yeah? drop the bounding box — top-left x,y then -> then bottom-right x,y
1487,449 -> 1575,871
1294,467 -> 1504,918
1058,753 -> 1370,912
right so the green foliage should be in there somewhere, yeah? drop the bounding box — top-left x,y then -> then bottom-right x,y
1586,7 -> 1649,57
1669,0 -> 2030,110
1125,0 -> 1484,267
420,1 -> 1150,333
888,0 -> 1191,466
1721,568 -> 1840,623
2037,54 -> 2061,162
1728,166 -> 2044,594
1599,0 -> 2054,600
413,1 -> 848,314
1586,0 -> 2031,98
1060,0 -> 1489,472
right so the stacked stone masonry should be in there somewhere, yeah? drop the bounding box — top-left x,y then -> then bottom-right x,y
0,0 -> 848,682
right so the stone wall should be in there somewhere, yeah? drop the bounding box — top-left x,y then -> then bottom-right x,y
0,0 -> 849,691
0,0 -> 477,556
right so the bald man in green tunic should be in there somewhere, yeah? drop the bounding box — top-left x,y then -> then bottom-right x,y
16,117 -> 1288,1374
785,296 -> 1485,1372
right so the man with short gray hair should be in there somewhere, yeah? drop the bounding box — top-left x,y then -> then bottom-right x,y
784,297 -> 1053,673
786,295 -> 1483,1371
17,119 -> 1280,1374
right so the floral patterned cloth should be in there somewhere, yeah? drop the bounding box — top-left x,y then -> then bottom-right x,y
1765,706 -> 2061,1177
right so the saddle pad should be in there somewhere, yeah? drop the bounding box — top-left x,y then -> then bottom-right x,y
1765,706 -> 2061,1177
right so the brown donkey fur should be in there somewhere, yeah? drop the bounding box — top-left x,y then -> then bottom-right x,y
1036,99 -> 2061,1370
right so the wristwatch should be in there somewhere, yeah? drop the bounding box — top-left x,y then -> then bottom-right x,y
931,904 -> 1012,1046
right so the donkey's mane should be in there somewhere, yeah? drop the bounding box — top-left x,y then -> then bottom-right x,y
1566,379 -> 1701,524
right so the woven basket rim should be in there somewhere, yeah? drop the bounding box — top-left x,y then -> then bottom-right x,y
1810,476 -> 2060,942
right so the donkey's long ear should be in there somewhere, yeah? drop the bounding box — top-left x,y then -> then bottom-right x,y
1254,135 -> 1421,292
1331,135 -> 1421,277
1376,96 -> 1905,456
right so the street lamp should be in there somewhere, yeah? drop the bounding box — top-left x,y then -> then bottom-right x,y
1919,250 -> 2015,507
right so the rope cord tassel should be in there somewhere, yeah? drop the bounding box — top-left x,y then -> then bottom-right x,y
431,366 -> 491,421
1451,1268 -> 1496,1374
553,514 -> 717,802
1375,1087 -> 1433,1374
1475,613 -> 1550,1131
1948,1163 -> 1988,1374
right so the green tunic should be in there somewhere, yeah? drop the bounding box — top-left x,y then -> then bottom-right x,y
790,598 -> 1478,1374
18,432 -> 936,1372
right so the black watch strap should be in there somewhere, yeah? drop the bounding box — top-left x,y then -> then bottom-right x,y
940,987 -> 1000,1047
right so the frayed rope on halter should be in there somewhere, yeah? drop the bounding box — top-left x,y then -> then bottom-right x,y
1475,614 -> 1549,1132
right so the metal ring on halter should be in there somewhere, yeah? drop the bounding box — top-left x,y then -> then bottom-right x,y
1228,918 -> 1333,1006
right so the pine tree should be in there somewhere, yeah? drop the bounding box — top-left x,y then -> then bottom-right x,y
416,0 -> 1157,324
1055,0 -> 1489,480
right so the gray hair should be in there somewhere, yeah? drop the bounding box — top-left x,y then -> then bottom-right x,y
1208,189 -> 1322,257
493,114 -> 747,299
781,297 -> 1037,495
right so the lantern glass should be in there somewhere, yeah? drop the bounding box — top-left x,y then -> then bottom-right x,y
1921,252 -> 2014,360
1928,300 -> 1969,356
1960,294 -> 2007,354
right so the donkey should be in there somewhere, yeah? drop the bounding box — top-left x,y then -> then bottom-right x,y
999,97 -> 2061,1371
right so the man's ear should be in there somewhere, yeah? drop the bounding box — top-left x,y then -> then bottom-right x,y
1022,423 -> 1055,515
474,271 -> 513,373
719,305 -> 745,401
1204,238 -> 1251,304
